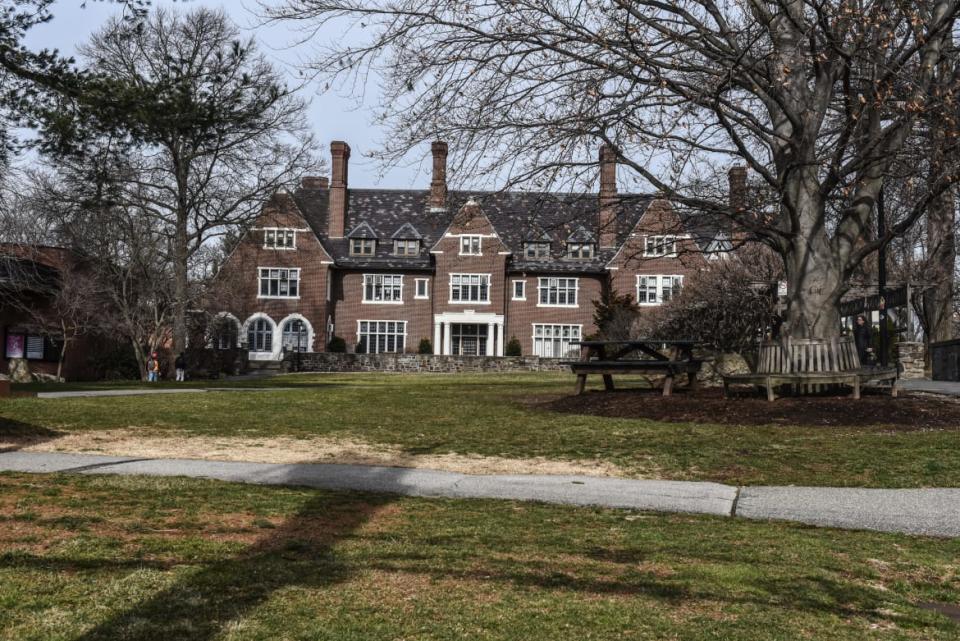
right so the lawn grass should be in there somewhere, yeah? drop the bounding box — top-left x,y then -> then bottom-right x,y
2,372 -> 959,487
0,472 -> 958,641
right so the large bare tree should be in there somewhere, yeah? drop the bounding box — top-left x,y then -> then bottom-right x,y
267,0 -> 960,339
78,7 -> 318,352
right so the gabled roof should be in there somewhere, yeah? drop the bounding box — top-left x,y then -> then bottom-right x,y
391,223 -> 423,240
566,225 -> 596,243
346,221 -> 377,239
293,188 -> 655,271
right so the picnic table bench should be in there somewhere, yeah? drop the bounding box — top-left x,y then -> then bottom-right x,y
562,339 -> 704,396
722,337 -> 899,401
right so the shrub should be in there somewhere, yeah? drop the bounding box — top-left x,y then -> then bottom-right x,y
592,289 -> 639,340
418,338 -> 433,354
505,336 -> 522,356
327,336 -> 347,353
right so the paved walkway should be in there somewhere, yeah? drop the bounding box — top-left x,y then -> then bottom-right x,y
35,387 -> 293,399
1,451 -> 957,538
900,379 -> 960,397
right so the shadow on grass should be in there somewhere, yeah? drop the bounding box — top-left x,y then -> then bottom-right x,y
67,469 -> 405,641
0,417 -> 63,453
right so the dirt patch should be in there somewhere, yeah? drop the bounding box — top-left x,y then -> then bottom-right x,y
540,388 -> 960,429
2,429 -> 630,478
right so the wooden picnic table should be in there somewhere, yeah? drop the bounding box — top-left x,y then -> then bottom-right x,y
562,339 -> 703,396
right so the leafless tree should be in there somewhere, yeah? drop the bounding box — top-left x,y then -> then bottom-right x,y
267,0 -> 960,340
77,6 -> 320,353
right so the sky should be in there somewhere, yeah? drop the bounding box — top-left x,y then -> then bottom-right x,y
22,0 -> 428,188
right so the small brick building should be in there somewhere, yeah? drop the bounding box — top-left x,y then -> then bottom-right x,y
213,142 -> 733,359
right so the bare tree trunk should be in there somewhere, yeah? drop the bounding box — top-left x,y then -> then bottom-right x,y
132,340 -> 148,382
172,159 -> 190,354
924,194 -> 956,344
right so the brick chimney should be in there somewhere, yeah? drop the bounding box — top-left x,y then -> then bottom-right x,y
329,141 -> 350,238
429,141 -> 448,210
301,176 -> 329,190
598,144 -> 619,249
728,165 -> 747,213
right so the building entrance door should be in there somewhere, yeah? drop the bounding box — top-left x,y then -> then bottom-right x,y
450,323 -> 488,356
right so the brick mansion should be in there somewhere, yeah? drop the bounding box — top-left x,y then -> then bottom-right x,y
214,141 -> 735,359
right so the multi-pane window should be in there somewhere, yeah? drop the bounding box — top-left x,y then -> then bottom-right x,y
566,243 -> 594,259
357,320 -> 406,353
460,235 -> 482,255
281,319 -> 309,353
512,280 -> 526,300
415,278 -> 429,299
393,239 -> 419,256
637,275 -> 684,305
247,319 -> 273,352
533,324 -> 582,358
351,238 -> 376,256
538,277 -> 578,307
264,228 -> 295,249
450,274 -> 490,302
258,268 -> 300,298
644,235 -> 678,257
363,274 -> 403,303
524,242 -> 550,259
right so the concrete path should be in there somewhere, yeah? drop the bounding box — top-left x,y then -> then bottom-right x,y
1,451 -> 958,537
35,387 -> 293,399
900,379 -> 960,397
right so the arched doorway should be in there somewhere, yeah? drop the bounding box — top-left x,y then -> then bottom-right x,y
281,318 -> 309,353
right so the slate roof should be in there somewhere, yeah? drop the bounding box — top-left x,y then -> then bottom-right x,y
293,187 -> 665,272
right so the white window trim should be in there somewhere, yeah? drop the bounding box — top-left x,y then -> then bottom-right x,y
524,242 -> 551,260
350,238 -> 377,256
356,319 -> 408,354
448,272 -> 492,305
362,274 -> 404,305
257,267 -> 301,300
459,235 -> 483,256
531,323 -> 583,359
565,243 -> 595,259
636,274 -> 684,306
414,278 -> 430,300
536,277 -> 580,308
511,279 -> 526,301
393,239 -> 420,256
643,235 -> 679,258
262,227 -> 297,250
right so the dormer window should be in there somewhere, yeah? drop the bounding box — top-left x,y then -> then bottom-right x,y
460,235 -> 482,255
644,235 -> 678,257
524,242 -> 550,259
566,243 -> 594,259
393,239 -> 420,256
350,238 -> 376,256
264,228 -> 296,250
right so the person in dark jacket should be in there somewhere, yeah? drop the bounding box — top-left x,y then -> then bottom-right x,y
853,315 -> 872,366
174,352 -> 187,382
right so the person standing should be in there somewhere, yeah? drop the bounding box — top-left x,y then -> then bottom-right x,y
853,315 -> 872,366
146,352 -> 161,382
174,352 -> 187,382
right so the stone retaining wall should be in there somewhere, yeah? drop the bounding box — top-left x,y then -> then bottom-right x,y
896,342 -> 926,380
285,352 -> 570,373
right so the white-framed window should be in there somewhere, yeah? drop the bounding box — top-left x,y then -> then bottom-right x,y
449,273 -> 490,303
258,267 -> 300,299
263,228 -> 296,250
247,318 -> 274,352
637,275 -> 684,305
415,278 -> 430,299
512,279 -> 526,300
459,235 -> 482,255
524,242 -> 550,259
351,238 -> 376,256
566,243 -> 595,259
357,320 -> 407,354
363,274 -> 403,303
532,324 -> 582,358
538,277 -> 578,307
394,239 -> 420,256
644,235 -> 678,257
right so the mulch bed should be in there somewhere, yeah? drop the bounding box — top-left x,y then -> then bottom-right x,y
541,387 -> 960,428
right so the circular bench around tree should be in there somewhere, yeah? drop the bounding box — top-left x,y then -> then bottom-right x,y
722,337 -> 899,401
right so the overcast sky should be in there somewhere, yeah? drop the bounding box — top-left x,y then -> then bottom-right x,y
23,0 -> 427,188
